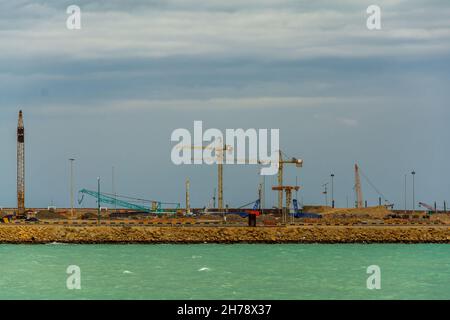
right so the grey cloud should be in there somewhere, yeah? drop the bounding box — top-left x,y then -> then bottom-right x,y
0,1 -> 449,207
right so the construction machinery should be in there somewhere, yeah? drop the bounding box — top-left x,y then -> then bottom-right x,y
419,202 -> 437,215
354,163 -> 394,209
179,141 -> 232,211
354,164 -> 363,208
276,151 -> 303,210
226,199 -> 261,226
272,185 -> 300,224
78,189 -> 180,213
204,149 -> 303,212
292,199 -> 322,218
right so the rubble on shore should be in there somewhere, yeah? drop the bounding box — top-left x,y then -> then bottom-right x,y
0,225 -> 449,244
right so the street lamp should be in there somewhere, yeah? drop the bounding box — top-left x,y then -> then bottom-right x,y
69,158 -> 75,219
411,171 -> 416,213
331,174 -> 335,208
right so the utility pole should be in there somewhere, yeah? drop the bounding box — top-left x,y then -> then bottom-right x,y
411,171 -> 416,213
69,158 -> 75,219
185,178 -> 190,215
97,177 -> 101,224
331,173 -> 335,208
112,166 -> 117,213
17,110 -> 25,217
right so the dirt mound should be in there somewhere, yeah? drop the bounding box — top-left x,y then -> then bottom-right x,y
81,212 -> 99,220
320,206 -> 393,218
303,206 -> 333,213
36,210 -> 67,220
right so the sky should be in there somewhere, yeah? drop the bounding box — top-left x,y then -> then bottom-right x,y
0,0 -> 449,210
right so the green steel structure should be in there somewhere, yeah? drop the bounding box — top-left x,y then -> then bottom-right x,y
78,189 -> 180,213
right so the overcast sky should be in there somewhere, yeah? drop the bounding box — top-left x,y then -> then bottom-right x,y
1,0 -> 449,209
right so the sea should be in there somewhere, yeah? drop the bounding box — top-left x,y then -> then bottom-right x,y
0,244 -> 448,299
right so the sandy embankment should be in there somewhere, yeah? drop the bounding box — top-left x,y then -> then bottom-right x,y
0,225 -> 449,244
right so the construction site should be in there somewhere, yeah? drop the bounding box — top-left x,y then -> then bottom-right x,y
1,111 -> 449,243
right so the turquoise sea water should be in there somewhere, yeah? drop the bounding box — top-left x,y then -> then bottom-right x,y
0,244 -> 449,300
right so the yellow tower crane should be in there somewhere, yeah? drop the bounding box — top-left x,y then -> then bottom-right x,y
277,150 -> 303,210
178,141 -> 232,211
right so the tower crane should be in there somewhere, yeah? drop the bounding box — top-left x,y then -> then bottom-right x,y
277,150 -> 303,210
177,140 -> 232,211
182,146 -> 303,212
203,150 -> 303,211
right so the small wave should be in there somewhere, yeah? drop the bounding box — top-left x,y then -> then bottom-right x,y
123,270 -> 133,274
198,267 -> 211,272
192,255 -> 202,259
45,242 -> 68,245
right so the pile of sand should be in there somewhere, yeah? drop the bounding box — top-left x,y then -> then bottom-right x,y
303,206 -> 333,213
319,206 -> 393,218
36,210 -> 67,220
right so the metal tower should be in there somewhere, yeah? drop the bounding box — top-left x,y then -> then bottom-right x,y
17,110 -> 25,216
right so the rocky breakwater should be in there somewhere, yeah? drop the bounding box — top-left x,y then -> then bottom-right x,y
0,225 -> 449,244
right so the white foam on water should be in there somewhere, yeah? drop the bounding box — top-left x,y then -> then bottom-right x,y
198,267 -> 211,272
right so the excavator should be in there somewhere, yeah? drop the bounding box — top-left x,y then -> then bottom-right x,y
419,202 -> 437,215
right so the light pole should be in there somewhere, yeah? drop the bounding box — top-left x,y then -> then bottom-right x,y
331,174 -> 335,208
69,158 -> 75,219
411,171 -> 416,213
97,177 -> 101,224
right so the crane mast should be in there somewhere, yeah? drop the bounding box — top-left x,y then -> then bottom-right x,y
277,150 -> 303,210
17,110 -> 25,217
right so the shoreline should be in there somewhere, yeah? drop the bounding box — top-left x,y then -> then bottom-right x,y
0,225 -> 449,244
